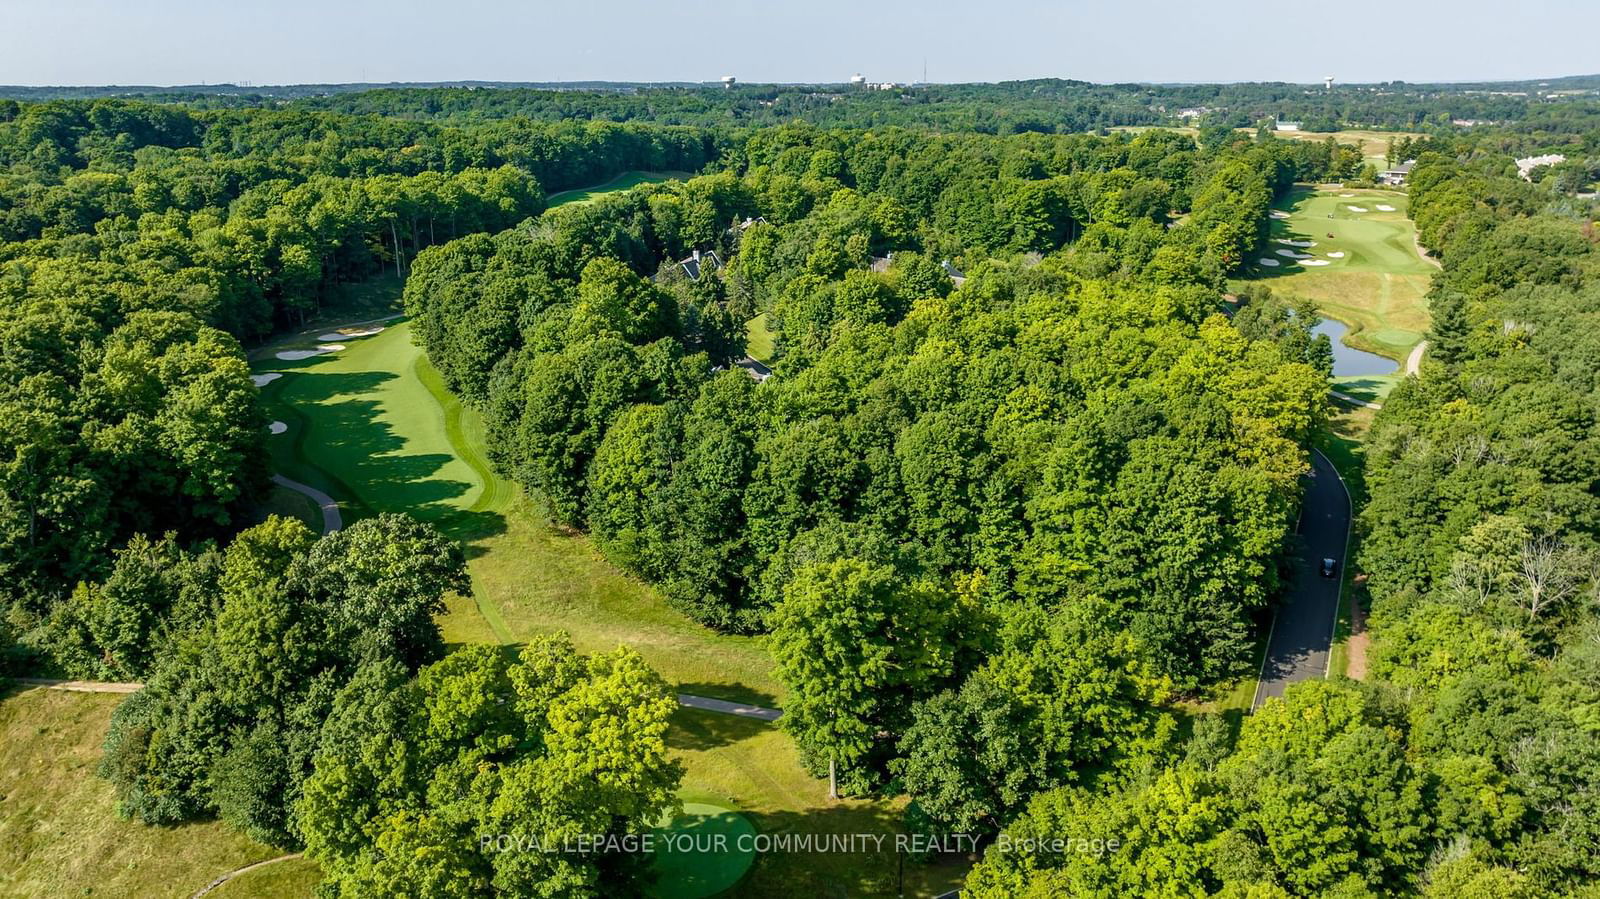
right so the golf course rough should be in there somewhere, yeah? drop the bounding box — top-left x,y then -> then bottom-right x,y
648,802 -> 758,899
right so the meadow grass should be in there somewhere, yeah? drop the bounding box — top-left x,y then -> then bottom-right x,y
0,687 -> 285,899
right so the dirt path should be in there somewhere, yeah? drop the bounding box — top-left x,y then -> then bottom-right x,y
1345,596 -> 1370,680
189,853 -> 303,898
1413,234 -> 1442,269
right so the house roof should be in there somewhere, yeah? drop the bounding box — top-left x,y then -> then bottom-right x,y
679,249 -> 722,281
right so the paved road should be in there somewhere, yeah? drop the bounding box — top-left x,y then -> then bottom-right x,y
1253,449 -> 1352,709
271,474 -> 342,533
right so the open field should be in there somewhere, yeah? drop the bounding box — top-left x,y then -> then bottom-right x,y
545,170 -> 693,208
1236,185 -> 1434,362
0,687 -> 287,899
1112,127 -> 1413,169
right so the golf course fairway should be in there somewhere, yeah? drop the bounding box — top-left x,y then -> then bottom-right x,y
1236,185 -> 1436,401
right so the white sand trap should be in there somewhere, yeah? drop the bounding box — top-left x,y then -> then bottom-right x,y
1270,211 -> 1291,219
1327,251 -> 1346,258
251,373 -> 282,387
1274,238 -> 1316,248
275,344 -> 344,361
1257,258 -> 1281,267
268,421 -> 288,435
1301,259 -> 1331,266
1375,204 -> 1396,212
1347,205 -> 1369,213
317,326 -> 385,341
1276,249 -> 1311,259
1339,192 -> 1355,197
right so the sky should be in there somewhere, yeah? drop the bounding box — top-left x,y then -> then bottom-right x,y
4,0 -> 1598,87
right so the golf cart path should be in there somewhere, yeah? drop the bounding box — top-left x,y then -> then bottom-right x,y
1252,448 -> 1352,709
271,474 -> 342,533
14,678 -> 782,720
189,853 -> 303,898
1405,340 -> 1427,375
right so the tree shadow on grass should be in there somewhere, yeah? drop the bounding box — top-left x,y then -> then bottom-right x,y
733,803 -> 973,899
270,369 -> 507,545
666,705 -> 774,752
674,681 -> 781,710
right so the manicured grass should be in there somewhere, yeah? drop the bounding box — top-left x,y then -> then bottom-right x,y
545,171 -> 693,208
1333,373 -> 1401,404
0,687 -> 282,899
1238,185 -> 1435,362
745,312 -> 778,364
667,708 -> 968,898
650,802 -> 757,899
253,318 -> 779,703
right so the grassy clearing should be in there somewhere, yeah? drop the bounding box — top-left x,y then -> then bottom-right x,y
1239,185 -> 1434,361
545,171 -> 693,208
0,687 -> 284,899
745,312 -> 777,364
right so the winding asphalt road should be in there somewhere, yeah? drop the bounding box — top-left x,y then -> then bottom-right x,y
1252,448 -> 1352,709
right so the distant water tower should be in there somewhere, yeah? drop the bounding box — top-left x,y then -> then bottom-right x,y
850,73 -> 867,87
1325,75 -> 1335,90
721,75 -> 736,89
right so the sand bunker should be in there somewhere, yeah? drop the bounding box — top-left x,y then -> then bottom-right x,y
1276,249 -> 1311,259
1327,251 -> 1346,258
1274,238 -> 1316,248
275,343 -> 344,361
1375,204 -> 1396,212
251,373 -> 282,387
1347,205 -> 1369,213
1257,258 -> 1281,267
268,421 -> 288,435
1339,192 -> 1355,197
1301,259 -> 1331,266
1270,211 -> 1291,219
317,326 -> 385,341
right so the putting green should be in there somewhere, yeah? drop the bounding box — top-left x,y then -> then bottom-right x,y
649,802 -> 757,899
1238,186 -> 1435,362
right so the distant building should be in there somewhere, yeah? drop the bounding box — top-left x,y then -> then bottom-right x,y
1275,119 -> 1302,132
941,259 -> 966,286
678,249 -> 722,281
1516,153 -> 1567,180
1378,160 -> 1416,186
869,252 -> 893,273
720,76 -> 736,89
850,73 -> 867,86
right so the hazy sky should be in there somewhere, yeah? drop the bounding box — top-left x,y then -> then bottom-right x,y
5,0 -> 1598,86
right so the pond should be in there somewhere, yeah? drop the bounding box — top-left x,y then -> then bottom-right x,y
1314,317 -> 1398,377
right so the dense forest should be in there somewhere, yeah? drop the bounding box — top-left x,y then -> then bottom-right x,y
6,76 -> 1600,135
2,81 -> 1599,897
